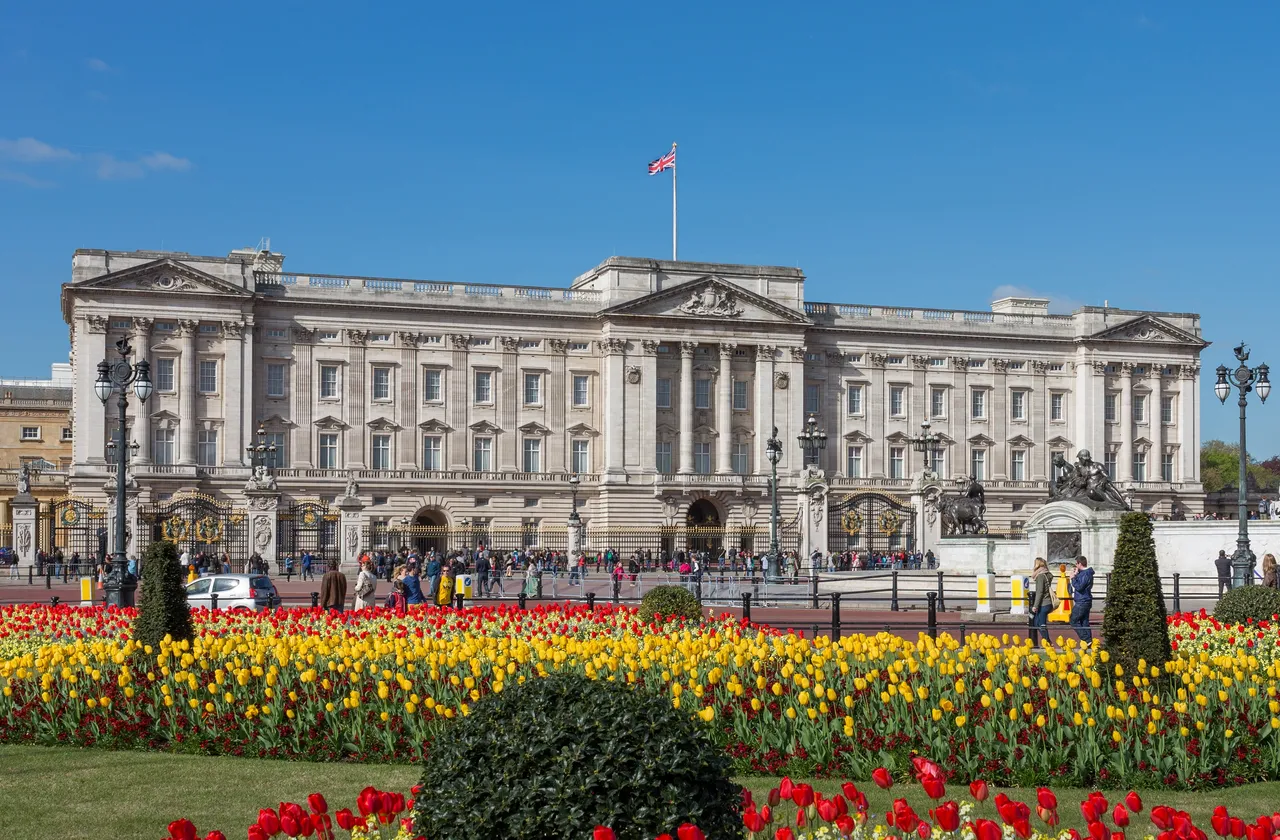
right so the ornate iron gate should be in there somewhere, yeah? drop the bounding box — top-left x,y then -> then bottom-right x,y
49,497 -> 108,561
276,500 -> 338,565
827,491 -> 916,556
138,493 -> 249,563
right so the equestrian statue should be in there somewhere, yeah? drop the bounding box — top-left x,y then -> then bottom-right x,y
934,475 -> 989,536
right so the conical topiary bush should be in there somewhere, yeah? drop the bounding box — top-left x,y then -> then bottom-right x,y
1101,512 -> 1171,674
132,539 -> 193,648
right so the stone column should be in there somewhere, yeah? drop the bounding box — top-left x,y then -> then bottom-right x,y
246,492 -> 281,565
868,354 -> 887,477
1150,367 -> 1163,482
992,359 -> 1009,478
638,341 -> 660,471
1119,362 -> 1134,481
716,343 -> 735,473
79,316 -> 109,464
132,318 -> 153,463
346,330 -> 368,469
338,494 -> 365,571
292,327 -> 315,467
1074,354 -> 1096,457
178,319 -> 199,465
1032,361 -> 1048,480
678,342 -> 696,474
754,345 -> 776,473
224,321 -> 247,465
397,333 -> 420,469
448,335 -> 470,470
498,337 -> 520,472
600,338 -> 627,477
547,340 -> 568,470
1179,365 -> 1198,482
10,492 -> 37,568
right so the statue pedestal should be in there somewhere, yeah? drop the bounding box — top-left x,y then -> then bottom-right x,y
245,491 -> 281,568
1025,501 -> 1124,574
10,493 -> 37,568
339,495 -> 365,570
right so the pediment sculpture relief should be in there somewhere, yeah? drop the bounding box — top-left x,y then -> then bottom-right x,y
678,286 -> 744,318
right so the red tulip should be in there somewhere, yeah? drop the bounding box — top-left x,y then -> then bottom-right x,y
932,801 -> 961,832
970,781 -> 990,803
1125,792 -> 1143,814
912,756 -> 944,783
792,783 -> 815,809
1151,807 -> 1176,831
918,821 -> 933,839
656,835 -> 673,840
922,777 -> 946,800
776,829 -> 796,840
203,832 -> 227,840
593,827 -> 616,840
1037,789 -> 1057,812
1234,818 -> 1249,839
893,800 -> 920,834
816,797 -> 839,822
279,814 -> 301,837
836,815 -> 856,836
1214,808 -> 1231,838
1114,806 -> 1131,828
677,824 -> 705,840
1082,801 -> 1098,823
779,777 -> 795,801
357,787 -> 382,818
1111,832 -> 1126,840
762,806 -> 772,823
258,809 -> 281,837
872,768 -> 893,790
1088,821 -> 1108,840
334,810 -> 356,831
974,819 -> 1003,840
742,789 -> 756,811
1014,819 -> 1033,840
247,827 -> 269,840
744,810 -> 767,833
167,819 -> 198,840
307,794 -> 328,815
1038,807 -> 1061,828
1089,794 -> 1109,820
768,787 -> 781,808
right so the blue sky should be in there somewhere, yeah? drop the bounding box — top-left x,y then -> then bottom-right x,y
2,2 -> 1278,452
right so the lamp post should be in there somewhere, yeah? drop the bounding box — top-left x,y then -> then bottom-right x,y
764,427 -> 783,579
568,473 -> 581,525
909,420 -> 941,477
94,337 -> 153,608
398,516 -> 410,554
245,423 -> 278,473
796,414 -> 828,577
1215,344 -> 1271,589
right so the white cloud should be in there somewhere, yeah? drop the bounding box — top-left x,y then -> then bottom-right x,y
990,284 -> 1084,316
86,57 -> 111,72
0,137 -> 78,164
0,169 -> 54,188
141,152 -> 191,172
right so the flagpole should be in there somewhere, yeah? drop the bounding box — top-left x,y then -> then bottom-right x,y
671,142 -> 678,261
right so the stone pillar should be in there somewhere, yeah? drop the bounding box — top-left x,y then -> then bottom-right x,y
225,321 -> 247,465
448,335 -> 470,470
600,338 -> 627,477
1119,362 -> 1134,481
338,494 -> 365,570
178,319 -> 199,464
868,354 -> 887,477
548,340 -> 568,470
799,482 -> 828,560
754,345 -> 776,474
292,327 -> 316,467
498,337 -> 520,472
716,343 -> 735,473
678,342 -> 695,474
132,318 -> 153,463
1179,365 -> 1198,482
1074,354 -> 1096,457
567,515 -> 584,556
639,341 -> 660,472
246,492 -> 281,565
992,359 -> 1008,478
80,315 -> 109,464
397,333 -> 420,469
1150,367 -> 1163,482
11,493 -> 37,568
346,330 -> 368,469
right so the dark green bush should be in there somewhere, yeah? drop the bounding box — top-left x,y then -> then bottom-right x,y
1214,584 -> 1280,625
132,540 -> 193,648
1101,512 -> 1171,674
638,584 -> 703,625
414,673 -> 739,840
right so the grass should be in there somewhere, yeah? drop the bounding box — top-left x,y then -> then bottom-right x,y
0,745 -> 1277,839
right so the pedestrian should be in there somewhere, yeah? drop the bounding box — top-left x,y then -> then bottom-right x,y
474,550 -> 491,599
425,555 -> 442,602
384,578 -> 408,614
1263,553 -> 1278,589
401,565 -> 425,605
353,559 -> 378,610
1215,549 -> 1233,596
320,562 -> 347,613
1067,556 -> 1095,645
1028,557 -> 1053,646
301,551 -> 313,582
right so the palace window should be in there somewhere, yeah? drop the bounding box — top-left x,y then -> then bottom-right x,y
847,384 -> 863,415
1104,394 -> 1117,423
473,437 -> 493,471
198,360 -> 218,394
731,442 -> 749,474
693,442 -> 712,475
889,386 -> 906,418
319,365 -> 339,399
523,372 -> 541,405
265,432 -> 286,468
318,433 -> 339,469
889,447 -> 905,479
1010,449 -> 1026,481
372,367 -> 392,402
153,428 -> 175,465
572,375 -> 590,407
155,358 -> 175,392
970,449 -> 986,481
695,379 -> 712,410
423,369 -> 442,403
571,440 -> 589,474
656,377 -> 672,409
846,445 -> 863,478
804,383 -> 821,415
1050,393 -> 1065,421
197,429 -> 218,466
732,379 -> 748,411
970,389 -> 986,419
1133,394 -> 1146,423
1161,451 -> 1175,482
474,371 -> 493,404
20,426 -> 39,441
1104,451 -> 1117,480
930,387 -> 946,419
1010,390 -> 1027,421
522,438 -> 542,473
655,441 -> 673,474
1133,451 -> 1147,482
1161,395 -> 1174,424
422,436 -> 442,470
371,434 -> 392,470
266,363 -> 286,398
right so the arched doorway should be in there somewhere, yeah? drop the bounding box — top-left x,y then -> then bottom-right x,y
408,508 -> 448,555
685,499 -> 723,555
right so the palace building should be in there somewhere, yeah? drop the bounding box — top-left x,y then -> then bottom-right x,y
54,246 -> 1206,567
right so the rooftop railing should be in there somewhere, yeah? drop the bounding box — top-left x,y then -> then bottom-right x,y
805,302 -> 1074,327
254,272 -> 604,304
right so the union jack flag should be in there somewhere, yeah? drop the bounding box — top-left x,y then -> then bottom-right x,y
648,145 -> 676,174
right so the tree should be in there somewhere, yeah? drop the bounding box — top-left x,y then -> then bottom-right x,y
1101,512 -> 1171,675
132,539 -> 193,649
1200,440 -> 1280,494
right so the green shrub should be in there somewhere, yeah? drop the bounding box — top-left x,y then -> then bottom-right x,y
1214,584 -> 1280,625
414,673 -> 739,840
638,584 -> 703,625
132,540 -> 193,648
1102,512 -> 1171,674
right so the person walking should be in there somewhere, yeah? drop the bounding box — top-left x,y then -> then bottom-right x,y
320,562 -> 348,613
1215,550 -> 1233,596
1262,553 -> 1278,589
401,565 -> 425,605
1067,556 -> 1095,645
353,559 -> 378,610
301,551 -> 313,582
1028,557 -> 1054,646
474,550 -> 491,599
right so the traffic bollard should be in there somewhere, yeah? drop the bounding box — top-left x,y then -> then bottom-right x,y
891,571 -> 899,612
741,592 -> 751,624
586,592 -> 596,611
936,571 -> 946,612
518,592 -> 527,610
210,593 -> 218,611
1172,573 -> 1181,614
830,592 -> 842,640
310,592 -> 319,609
927,592 -> 938,641
454,593 -> 464,610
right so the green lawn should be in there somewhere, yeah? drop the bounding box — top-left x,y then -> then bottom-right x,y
0,745 -> 1277,839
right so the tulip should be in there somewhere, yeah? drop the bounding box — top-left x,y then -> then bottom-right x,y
307,794 -> 328,815
779,777 -> 795,801
970,781 -> 990,803
1114,806 -> 1131,828
1151,807 -> 1175,831
792,783 -> 815,809
1038,806 -> 1060,828
932,801 -> 961,832
1111,833 -> 1126,840
872,767 -> 894,790
1214,808 -> 1231,838
1234,818 -> 1249,839
816,797 -> 839,822
677,823 -> 705,840
1125,792 -> 1143,814
836,815 -> 856,836
974,819 -> 1003,840
776,829 -> 796,840
593,826 -> 617,840
258,809 -> 281,837
918,821 -> 933,839
742,789 -> 756,810
1036,789 -> 1057,812
922,777 -> 946,800
334,810 -> 356,831
168,819 -> 198,840
767,788 -> 781,809
744,810 -> 767,833
204,832 -> 227,840
1014,819 -> 1033,840
1088,821 -> 1108,840
248,828 -> 269,840
1067,831 -> 1082,840
279,814 -> 300,837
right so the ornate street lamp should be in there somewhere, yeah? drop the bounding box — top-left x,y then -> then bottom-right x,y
245,423 -> 278,473
797,414 -> 828,466
909,420 -> 941,476
1215,344 -> 1270,589
94,337 -> 153,608
765,427 -> 783,579
568,473 -> 581,525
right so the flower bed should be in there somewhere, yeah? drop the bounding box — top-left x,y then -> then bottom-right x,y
1169,610 -> 1280,667
163,770 -> 1280,840
4,603 -> 1280,788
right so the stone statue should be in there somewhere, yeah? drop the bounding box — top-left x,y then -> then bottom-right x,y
1049,450 -> 1130,511
934,476 -> 988,536
244,465 -> 278,493
16,462 -> 30,495
343,473 -> 359,500
677,286 -> 744,317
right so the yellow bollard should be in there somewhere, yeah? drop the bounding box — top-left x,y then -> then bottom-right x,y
1009,575 -> 1028,615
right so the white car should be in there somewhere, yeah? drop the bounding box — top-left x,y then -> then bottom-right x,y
184,574 -> 278,611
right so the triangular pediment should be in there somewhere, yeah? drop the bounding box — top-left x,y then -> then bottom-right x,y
314,415 -> 349,431
1007,434 -> 1035,447
71,258 -> 254,298
654,422 -> 678,437
260,414 -> 295,428
843,430 -> 872,443
565,422 -> 599,437
366,417 -> 402,432
599,275 -> 810,325
1085,315 -> 1206,348
518,421 -> 551,436
885,431 -> 910,444
693,423 -> 719,437
968,434 -> 995,446
1046,435 -> 1073,449
469,420 -> 502,434
418,419 -> 453,433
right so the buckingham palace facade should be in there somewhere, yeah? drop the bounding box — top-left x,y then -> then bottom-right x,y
57,246 -> 1206,564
